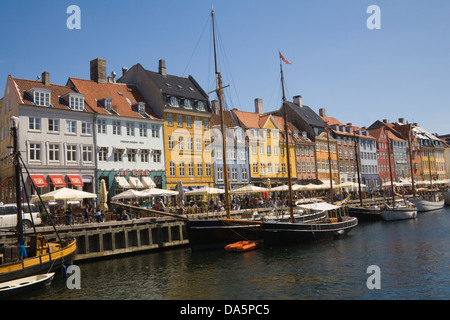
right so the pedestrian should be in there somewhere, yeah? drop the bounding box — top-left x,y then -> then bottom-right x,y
209,199 -> 214,212
95,207 -> 103,223
158,198 -> 165,212
65,204 -> 73,225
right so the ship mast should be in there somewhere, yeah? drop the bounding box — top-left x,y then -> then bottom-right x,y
407,125 -> 417,198
387,134 -> 396,206
325,122 -> 334,204
279,58 -> 294,223
211,8 -> 231,219
11,118 -> 23,243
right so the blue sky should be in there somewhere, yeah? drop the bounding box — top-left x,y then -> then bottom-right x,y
1,0 -> 449,134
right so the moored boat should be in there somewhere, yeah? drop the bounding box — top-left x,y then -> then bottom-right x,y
225,240 -> 260,252
348,206 -> 384,221
0,272 -> 55,297
409,189 -> 444,212
381,205 -> 417,221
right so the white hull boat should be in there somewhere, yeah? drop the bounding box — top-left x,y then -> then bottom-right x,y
409,198 -> 445,212
0,272 -> 55,297
381,206 -> 417,221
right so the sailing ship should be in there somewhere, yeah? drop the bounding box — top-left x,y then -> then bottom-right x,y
0,119 -> 77,283
260,52 -> 358,246
379,129 -> 416,221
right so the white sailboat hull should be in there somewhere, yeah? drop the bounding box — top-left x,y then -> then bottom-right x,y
409,199 -> 445,212
381,208 -> 417,221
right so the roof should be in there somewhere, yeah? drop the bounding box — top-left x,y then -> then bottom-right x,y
10,75 -> 94,112
144,69 -> 208,102
320,115 -> 376,140
211,110 -> 236,128
286,101 -> 325,128
231,109 -> 262,128
68,78 -> 161,120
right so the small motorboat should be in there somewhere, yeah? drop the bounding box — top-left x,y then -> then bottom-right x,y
0,273 -> 55,297
224,241 -> 260,252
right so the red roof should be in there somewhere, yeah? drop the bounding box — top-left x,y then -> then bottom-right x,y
68,77 -> 161,120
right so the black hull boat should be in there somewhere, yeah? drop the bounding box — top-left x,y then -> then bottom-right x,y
348,206 -> 383,221
186,219 -> 262,251
262,217 -> 358,247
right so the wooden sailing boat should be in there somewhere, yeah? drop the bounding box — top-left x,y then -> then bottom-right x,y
261,52 -> 358,246
380,130 -> 417,221
0,118 -> 77,283
185,8 -> 262,250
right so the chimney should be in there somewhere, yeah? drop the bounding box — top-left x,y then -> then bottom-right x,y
159,59 -> 167,76
293,95 -> 303,108
122,67 -> 128,77
254,98 -> 263,114
319,108 -> 326,117
41,71 -> 50,85
90,58 -> 107,84
398,118 -> 405,124
302,131 -> 307,138
212,100 -> 219,115
383,119 -> 388,123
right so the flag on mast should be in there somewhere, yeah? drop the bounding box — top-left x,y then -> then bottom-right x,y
279,51 -> 292,64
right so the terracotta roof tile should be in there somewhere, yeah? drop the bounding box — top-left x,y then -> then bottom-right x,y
69,77 -> 161,120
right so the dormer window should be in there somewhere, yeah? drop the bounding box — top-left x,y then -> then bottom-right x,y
138,102 -> 145,115
32,88 -> 51,107
105,97 -> 112,111
69,93 -> 85,111
183,99 -> 192,109
196,101 -> 205,111
169,96 -> 178,107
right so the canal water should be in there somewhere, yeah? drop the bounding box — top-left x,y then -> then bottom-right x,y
14,207 -> 450,300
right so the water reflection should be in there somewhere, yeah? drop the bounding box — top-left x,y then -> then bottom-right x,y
12,208 -> 450,300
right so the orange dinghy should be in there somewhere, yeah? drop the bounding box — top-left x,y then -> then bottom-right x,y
224,241 -> 260,252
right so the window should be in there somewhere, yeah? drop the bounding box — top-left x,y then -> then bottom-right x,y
81,122 -> 92,135
169,162 -> 176,176
186,116 -> 192,128
141,149 -> 149,162
267,145 -> 271,156
232,168 -> 238,181
197,163 -> 203,176
126,122 -> 135,136
196,138 -> 202,151
97,119 -> 106,134
178,137 -> 184,150
114,149 -> 123,162
29,117 -> 41,131
275,163 -> 279,173
218,167 -> 223,181
206,163 -> 212,176
205,139 -> 211,152
152,150 -> 161,163
151,125 -> 159,138
179,162 -> 185,176
105,98 -> 112,111
253,163 -> 258,174
67,145 -> 77,162
183,99 -> 192,109
242,168 -> 248,181
48,119 -> 59,133
170,96 -> 178,107
268,163 -> 273,174
127,149 -> 136,162
48,144 -> 60,162
69,94 -> 84,111
29,143 -> 41,161
138,102 -> 145,115
197,101 -> 205,111
203,118 -> 209,129
34,90 -> 50,107
82,146 -> 93,162
177,115 -> 183,127
252,145 -> 257,155
139,123 -> 147,137
66,120 -> 76,134
167,114 -> 174,126
188,163 -> 194,176
260,144 -> 264,155
168,136 -> 175,150
112,121 -> 121,135
98,147 -> 108,162
282,163 -> 286,173
261,163 -> 266,174
195,117 -> 201,129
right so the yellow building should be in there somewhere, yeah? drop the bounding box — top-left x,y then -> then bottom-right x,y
119,60 -> 214,191
315,131 -> 339,184
232,107 -> 296,187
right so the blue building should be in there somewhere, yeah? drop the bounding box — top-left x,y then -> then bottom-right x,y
211,108 -> 251,190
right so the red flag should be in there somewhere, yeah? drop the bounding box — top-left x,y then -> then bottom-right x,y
324,123 -> 329,133
279,51 -> 292,64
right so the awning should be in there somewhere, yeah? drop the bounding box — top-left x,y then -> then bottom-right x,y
49,174 -> 66,187
30,175 -> 48,188
0,176 -> 13,188
128,176 -> 144,188
141,176 -> 156,188
115,176 -> 130,188
67,174 -> 84,187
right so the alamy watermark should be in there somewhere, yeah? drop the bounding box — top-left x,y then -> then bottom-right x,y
67,5 -> 81,30
366,265 -> 381,290
367,5 -> 381,30
66,264 -> 81,289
